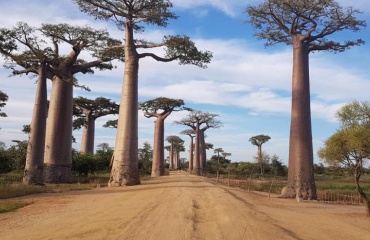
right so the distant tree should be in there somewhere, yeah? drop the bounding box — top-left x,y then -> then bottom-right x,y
139,97 -> 186,177
95,143 -> 113,172
138,142 -> 153,175
270,155 -> 287,176
221,152 -> 232,163
166,135 -> 184,170
313,163 -> 326,175
7,140 -> 28,171
214,148 -> 224,180
181,129 -> 195,172
0,141 -> 6,150
97,143 -> 113,152
74,97 -> 119,154
0,90 -> 8,118
175,111 -> 222,175
22,125 -> 31,135
249,134 -> 270,175
246,0 -> 366,199
75,0 -> 212,186
103,120 -> 118,129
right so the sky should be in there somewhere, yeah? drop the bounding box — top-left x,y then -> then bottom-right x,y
0,0 -> 369,165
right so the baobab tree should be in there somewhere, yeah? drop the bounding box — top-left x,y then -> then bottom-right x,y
74,97 -> 119,154
246,0 -> 366,199
181,129 -> 195,172
0,24 -> 51,184
166,135 -> 184,170
0,90 -> 8,118
202,142 -> 214,173
214,147 -> 224,180
139,97 -> 186,177
1,22 -> 122,183
42,23 -> 121,183
175,111 -> 221,175
249,134 -> 271,175
75,0 -> 212,186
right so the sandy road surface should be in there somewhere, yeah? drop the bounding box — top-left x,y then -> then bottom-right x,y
1,172 -> 369,240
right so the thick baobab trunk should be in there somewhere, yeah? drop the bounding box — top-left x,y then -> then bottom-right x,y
199,130 -> 206,174
23,64 -> 47,185
109,23 -> 140,186
188,137 -> 194,171
282,39 -> 317,199
173,149 -> 178,169
257,145 -> 263,175
43,76 -> 73,183
169,144 -> 174,170
80,111 -> 95,154
193,125 -> 200,175
152,118 -> 165,177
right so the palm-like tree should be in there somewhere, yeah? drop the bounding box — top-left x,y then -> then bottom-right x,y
249,135 -> 270,175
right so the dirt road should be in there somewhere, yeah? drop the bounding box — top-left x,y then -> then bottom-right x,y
1,172 -> 369,240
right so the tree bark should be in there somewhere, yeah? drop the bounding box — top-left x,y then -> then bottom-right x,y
43,76 -> 73,183
188,137 -> 194,172
283,37 -> 317,199
257,145 -> 263,175
80,110 -> 95,154
199,130 -> 206,174
193,124 -> 200,175
169,143 -> 174,170
152,118 -> 165,177
23,64 -> 47,185
109,21 -> 140,186
174,149 -> 178,169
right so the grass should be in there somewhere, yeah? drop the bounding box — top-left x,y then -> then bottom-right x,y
0,171 -> 111,200
215,173 -> 370,199
0,201 -> 32,213
315,174 -> 370,195
0,171 -> 153,200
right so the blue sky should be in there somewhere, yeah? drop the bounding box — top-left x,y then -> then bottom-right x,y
0,0 -> 369,164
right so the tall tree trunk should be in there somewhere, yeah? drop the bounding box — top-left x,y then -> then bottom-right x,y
169,143 -> 174,170
152,118 -> 165,177
176,150 -> 181,170
188,137 -> 194,172
193,124 -> 200,175
174,149 -> 178,169
23,64 -> 47,185
109,22 -> 140,186
257,145 -> 263,175
43,76 -> 73,183
199,130 -> 206,174
80,111 -> 95,154
283,38 -> 317,199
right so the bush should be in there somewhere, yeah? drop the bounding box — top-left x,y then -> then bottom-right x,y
72,153 -> 97,176
0,150 -> 12,173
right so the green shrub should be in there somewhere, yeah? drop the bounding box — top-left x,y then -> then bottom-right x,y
72,153 -> 97,176
0,150 -> 12,173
